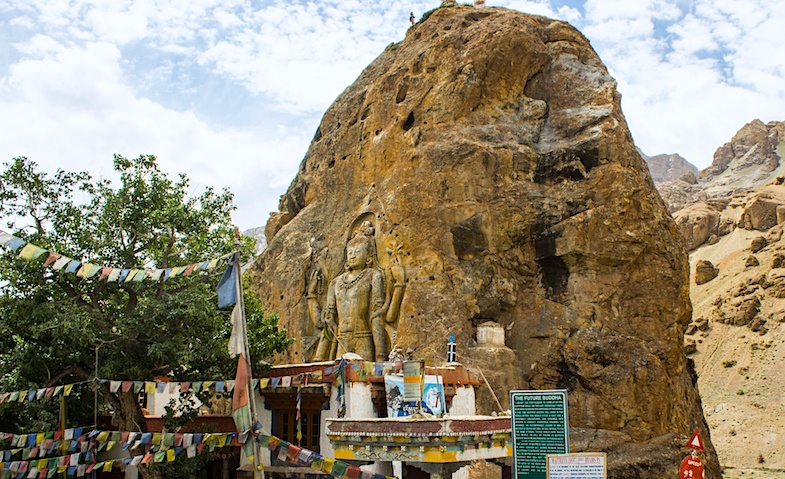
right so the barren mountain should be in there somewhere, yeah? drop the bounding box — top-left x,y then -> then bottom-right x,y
648,119 -> 785,475
650,120 -> 785,215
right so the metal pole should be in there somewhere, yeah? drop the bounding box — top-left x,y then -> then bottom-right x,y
233,228 -> 264,479
94,345 -> 99,427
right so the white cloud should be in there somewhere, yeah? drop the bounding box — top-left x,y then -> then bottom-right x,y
1,0 -> 784,230
576,0 -> 785,166
0,38 -> 307,228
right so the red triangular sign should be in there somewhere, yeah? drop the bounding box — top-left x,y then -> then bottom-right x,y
687,429 -> 705,451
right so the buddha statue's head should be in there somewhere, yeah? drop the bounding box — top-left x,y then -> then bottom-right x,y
345,221 -> 375,271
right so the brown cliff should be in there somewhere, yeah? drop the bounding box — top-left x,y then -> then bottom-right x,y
249,6 -> 718,478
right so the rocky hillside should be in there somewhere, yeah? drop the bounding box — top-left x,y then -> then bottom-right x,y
649,120 -> 785,214
639,148 -> 698,183
646,119 -> 785,474
250,5 -> 719,478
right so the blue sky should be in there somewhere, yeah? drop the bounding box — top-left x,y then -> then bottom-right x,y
1,0 -> 783,229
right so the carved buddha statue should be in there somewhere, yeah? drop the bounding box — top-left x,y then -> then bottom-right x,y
308,221 -> 406,362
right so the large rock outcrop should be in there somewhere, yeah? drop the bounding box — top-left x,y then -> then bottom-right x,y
653,120 -> 785,217
640,149 -> 698,183
249,6 -> 718,478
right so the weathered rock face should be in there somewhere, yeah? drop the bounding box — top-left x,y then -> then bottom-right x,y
250,6 -> 718,478
701,120 -> 784,184
649,120 -> 784,215
640,149 -> 698,183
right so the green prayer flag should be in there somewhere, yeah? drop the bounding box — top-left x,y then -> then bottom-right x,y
331,461 -> 348,478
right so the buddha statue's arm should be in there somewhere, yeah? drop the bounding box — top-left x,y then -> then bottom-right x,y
385,252 -> 406,324
306,269 -> 323,329
322,280 -> 338,333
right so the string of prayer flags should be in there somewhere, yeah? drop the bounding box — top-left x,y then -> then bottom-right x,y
0,382 -> 85,405
0,230 -> 232,284
259,433 -> 396,479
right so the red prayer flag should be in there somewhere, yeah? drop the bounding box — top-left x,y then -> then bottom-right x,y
346,465 -> 362,479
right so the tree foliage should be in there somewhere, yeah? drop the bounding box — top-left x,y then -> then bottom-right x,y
0,155 -> 292,440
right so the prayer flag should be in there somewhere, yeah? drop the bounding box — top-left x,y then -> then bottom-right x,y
107,269 -> 121,282
51,257 -> 70,271
5,237 -> 27,252
64,260 -> 81,274
18,244 -> 40,260
331,461 -> 349,478
182,263 -> 198,276
227,305 -> 244,357
322,457 -> 335,474
98,267 -> 112,281
43,252 -> 60,267
216,260 -> 238,308
117,269 -> 131,282
0,231 -> 14,246
124,269 -> 139,283
169,266 -> 186,277
346,465 -> 361,479
232,355 -> 254,460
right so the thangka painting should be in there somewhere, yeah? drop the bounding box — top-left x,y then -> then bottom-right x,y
384,375 -> 446,417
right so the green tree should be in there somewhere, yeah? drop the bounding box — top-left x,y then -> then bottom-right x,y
0,155 -> 292,476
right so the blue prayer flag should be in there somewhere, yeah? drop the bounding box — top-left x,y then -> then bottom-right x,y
217,259 -> 238,308
5,237 -> 26,252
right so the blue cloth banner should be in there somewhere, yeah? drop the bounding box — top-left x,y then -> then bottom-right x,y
216,258 -> 238,308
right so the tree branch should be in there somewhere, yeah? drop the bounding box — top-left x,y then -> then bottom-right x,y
44,364 -> 92,387
61,281 -> 94,310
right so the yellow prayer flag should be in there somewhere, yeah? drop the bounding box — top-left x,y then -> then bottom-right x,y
36,433 -> 44,444
63,384 -> 74,396
207,258 -> 219,269
145,382 -> 156,394
124,269 -> 139,282
311,371 -> 323,381
166,449 -> 175,462
103,461 -> 113,472
152,433 -> 163,445
169,266 -> 186,277
17,390 -> 27,402
18,243 -> 40,260
76,263 -> 95,278
37,459 -> 47,470
203,381 -> 214,390
322,457 -> 335,474
97,431 -> 110,442
58,466 -> 67,473
259,378 -> 270,390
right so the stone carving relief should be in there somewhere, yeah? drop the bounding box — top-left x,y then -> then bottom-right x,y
306,216 -> 406,362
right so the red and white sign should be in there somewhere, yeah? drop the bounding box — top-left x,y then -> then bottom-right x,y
679,455 -> 704,479
686,429 -> 705,451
